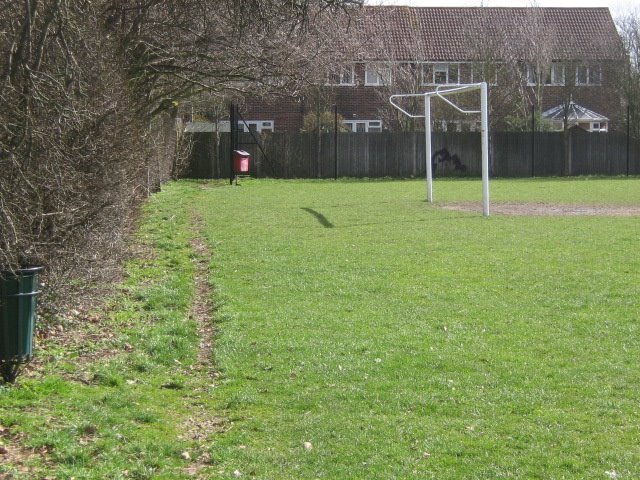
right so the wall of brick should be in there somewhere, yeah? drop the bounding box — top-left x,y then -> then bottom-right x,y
240,61 -> 625,133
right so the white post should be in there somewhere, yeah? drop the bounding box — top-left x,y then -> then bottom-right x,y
425,95 -> 433,203
389,85 -> 490,215
480,82 -> 490,217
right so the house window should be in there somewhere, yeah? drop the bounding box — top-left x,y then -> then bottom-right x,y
471,62 -> 498,85
434,64 -> 448,84
590,122 -> 607,132
527,63 -> 565,86
576,65 -> 601,85
422,63 -> 460,85
365,64 -> 392,86
327,66 -> 354,86
343,120 -> 383,132
238,120 -> 274,133
526,65 -> 537,85
551,63 -> 565,85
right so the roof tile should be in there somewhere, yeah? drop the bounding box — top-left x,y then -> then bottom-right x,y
353,7 -> 623,61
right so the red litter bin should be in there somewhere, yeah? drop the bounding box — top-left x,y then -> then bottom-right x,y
233,150 -> 251,174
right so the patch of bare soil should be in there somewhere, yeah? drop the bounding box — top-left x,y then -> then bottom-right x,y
21,242 -> 157,384
189,219 -> 216,376
442,202 -> 640,216
0,424 -> 53,479
179,406 -> 231,477
181,214 -> 223,478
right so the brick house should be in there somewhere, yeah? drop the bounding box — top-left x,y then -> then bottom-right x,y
235,6 -> 626,133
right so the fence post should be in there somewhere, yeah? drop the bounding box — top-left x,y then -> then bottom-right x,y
229,103 -> 238,185
627,104 -> 631,176
531,104 -> 535,177
334,104 -> 338,180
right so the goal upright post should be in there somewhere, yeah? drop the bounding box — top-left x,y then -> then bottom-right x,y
390,82 -> 490,217
425,95 -> 432,203
480,81 -> 489,217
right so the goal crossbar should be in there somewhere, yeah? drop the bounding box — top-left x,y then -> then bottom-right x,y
389,83 -> 490,217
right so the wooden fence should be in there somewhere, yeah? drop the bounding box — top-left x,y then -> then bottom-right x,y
184,130 -> 640,179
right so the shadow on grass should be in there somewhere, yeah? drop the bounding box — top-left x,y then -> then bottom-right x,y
301,208 -> 334,228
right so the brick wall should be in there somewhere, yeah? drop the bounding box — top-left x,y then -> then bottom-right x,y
241,60 -> 625,133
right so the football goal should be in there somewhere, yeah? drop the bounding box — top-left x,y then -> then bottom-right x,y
389,82 -> 490,217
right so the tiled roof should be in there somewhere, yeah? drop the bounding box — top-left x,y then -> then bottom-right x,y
352,7 -> 623,62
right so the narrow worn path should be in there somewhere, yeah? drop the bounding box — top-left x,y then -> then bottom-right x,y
188,214 -> 216,376
179,214 -> 230,478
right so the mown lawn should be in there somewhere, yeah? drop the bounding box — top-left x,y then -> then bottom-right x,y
196,178 -> 640,479
1,177 -> 639,479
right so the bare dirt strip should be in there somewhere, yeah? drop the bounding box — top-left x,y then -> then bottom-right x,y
442,202 -> 640,216
180,215 -> 228,478
189,228 -> 216,375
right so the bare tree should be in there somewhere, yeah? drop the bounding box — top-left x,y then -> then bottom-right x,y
103,0 -> 363,114
351,7 -> 535,132
348,7 -> 437,132
0,1 -> 146,275
464,9 -> 531,131
0,0 -> 362,310
516,5 -> 556,114
617,8 -> 640,139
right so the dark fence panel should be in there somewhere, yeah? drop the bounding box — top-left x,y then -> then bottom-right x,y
433,132 -> 481,176
571,131 -> 630,176
573,131 -> 607,175
184,130 -> 640,179
493,132 -> 531,177
534,132 -> 565,176
631,136 -> 640,175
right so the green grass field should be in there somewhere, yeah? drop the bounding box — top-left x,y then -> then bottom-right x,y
197,178 -> 640,479
1,177 -> 640,479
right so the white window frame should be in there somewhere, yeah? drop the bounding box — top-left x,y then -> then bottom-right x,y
327,65 -> 355,86
343,120 -> 383,133
550,63 -> 565,85
576,64 -> 602,86
422,62 -> 461,86
364,64 -> 392,86
526,65 -> 537,86
526,63 -> 565,86
238,120 -> 274,133
590,121 -> 607,132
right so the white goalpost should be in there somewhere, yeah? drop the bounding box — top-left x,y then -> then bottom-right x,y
389,82 -> 490,217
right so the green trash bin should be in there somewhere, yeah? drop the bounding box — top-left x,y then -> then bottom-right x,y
0,266 -> 43,382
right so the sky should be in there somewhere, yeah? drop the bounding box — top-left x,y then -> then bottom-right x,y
368,0 -> 640,19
